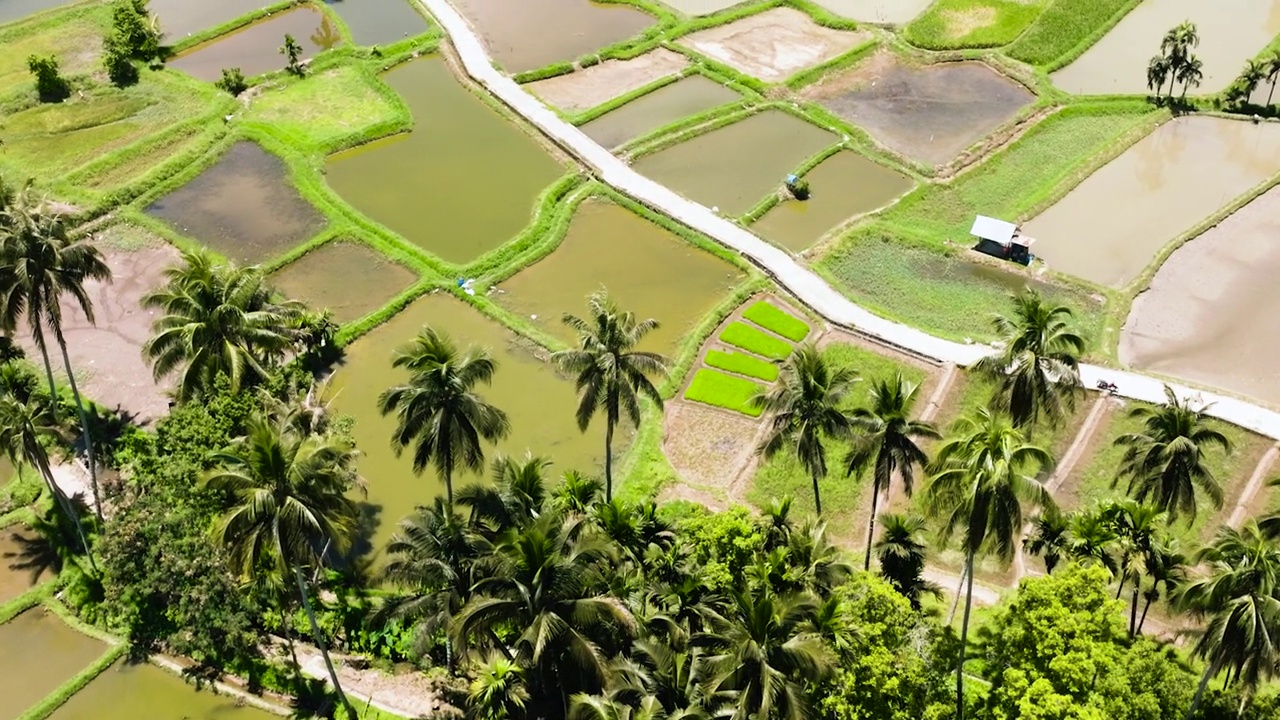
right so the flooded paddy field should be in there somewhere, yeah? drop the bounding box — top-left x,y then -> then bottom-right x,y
327,293 -> 604,548
678,7 -> 867,83
451,0 -> 654,74
528,48 -> 687,113
147,0 -> 273,42
0,526 -> 52,604
0,610 -> 106,718
170,6 -> 341,82
751,150 -> 914,252
1122,184 -> 1280,407
269,241 -> 418,324
808,0 -> 933,24
803,52 -> 1033,166
50,661 -> 279,720
1023,116 -> 1280,288
633,110 -> 836,216
0,0 -> 73,25
1051,0 -> 1280,95
325,57 -> 562,265
323,0 -> 428,46
580,74 -> 740,149
495,200 -> 744,354
146,141 -> 327,265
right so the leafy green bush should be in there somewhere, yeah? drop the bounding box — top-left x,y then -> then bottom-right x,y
683,368 -> 765,416
102,33 -> 138,87
720,322 -> 793,360
1006,0 -> 1136,67
742,301 -> 809,342
111,0 -> 161,60
215,67 -> 248,96
705,349 -> 779,382
27,54 -> 70,101
281,33 -> 305,77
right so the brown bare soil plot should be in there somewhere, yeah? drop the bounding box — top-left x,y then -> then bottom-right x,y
679,7 -> 868,83
528,48 -> 687,112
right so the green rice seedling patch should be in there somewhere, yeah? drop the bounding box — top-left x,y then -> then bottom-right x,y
0,6 -> 112,99
243,66 -> 403,149
748,343 -> 928,534
819,230 -> 1105,345
721,321 -> 793,360
684,368 -> 766,416
1006,0 -> 1137,67
742,300 -> 809,342
705,349 -> 779,382
879,103 -> 1156,247
904,0 -> 1046,50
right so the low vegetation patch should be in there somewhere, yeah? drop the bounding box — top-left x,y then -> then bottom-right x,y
705,349 -> 779,382
684,368 -> 765,416
242,66 -> 403,150
1006,0 -> 1137,67
742,300 -> 809,341
904,0 -> 1046,50
720,321 -> 793,360
0,6 -> 112,99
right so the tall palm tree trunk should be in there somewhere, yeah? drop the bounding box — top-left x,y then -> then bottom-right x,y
293,566 -> 357,719
863,486 -> 880,571
604,419 -> 614,503
947,564 -> 967,625
54,327 -> 102,524
811,467 -> 823,516
1185,660 -> 1221,720
1138,595 -> 1154,635
30,324 -> 58,410
1268,75 -> 1278,106
444,467 -> 453,509
1129,576 -> 1140,638
1115,571 -> 1128,600
34,454 -> 95,571
957,553 -> 975,720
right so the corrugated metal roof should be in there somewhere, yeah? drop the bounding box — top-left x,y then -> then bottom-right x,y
970,215 -> 1017,245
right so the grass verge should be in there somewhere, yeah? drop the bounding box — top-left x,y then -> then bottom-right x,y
742,300 -> 809,341
720,322 -> 793,360
705,349 -> 780,381
684,369 -> 765,416
904,0 -> 1046,50
1005,0 -> 1141,70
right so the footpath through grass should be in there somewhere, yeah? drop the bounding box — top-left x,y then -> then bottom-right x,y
1005,0 -> 1139,68
904,0 -> 1047,50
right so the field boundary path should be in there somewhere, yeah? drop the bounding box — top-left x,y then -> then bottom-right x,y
414,0 -> 1280,439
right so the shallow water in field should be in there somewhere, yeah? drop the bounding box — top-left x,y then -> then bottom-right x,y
50,660 -> 279,720
146,141 -> 327,265
0,0 -> 75,26
1051,0 -> 1280,95
1023,116 -> 1280,288
0,610 -> 105,718
752,150 -> 913,252
581,75 -> 740,149
1122,183 -> 1280,407
323,0 -> 428,45
269,242 -> 417,324
325,57 -> 562,265
451,0 -> 654,73
147,0 -> 273,41
0,524 -> 53,604
495,200 -> 743,353
633,110 -> 836,216
170,6 -> 341,81
327,293 -> 604,551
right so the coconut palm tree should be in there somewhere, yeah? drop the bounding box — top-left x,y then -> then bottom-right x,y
1177,55 -> 1204,97
874,513 -> 939,610
703,587 -> 832,720
451,513 -> 636,717
842,373 -> 938,570
459,453 -> 552,535
1137,537 -> 1186,635
974,290 -> 1084,431
470,652 -> 531,720
1176,523 -> 1280,718
0,192 -> 111,521
553,290 -> 667,503
1023,505 -> 1070,574
143,249 -> 301,401
1265,50 -> 1280,106
1148,55 -> 1172,96
1113,385 -> 1228,523
752,344 -> 854,516
925,407 -> 1053,720
378,326 -> 510,508
0,395 -> 93,567
1158,21 -> 1199,96
381,497 -> 486,664
1103,500 -> 1167,636
1237,59 -> 1268,104
202,414 -> 361,719
1065,505 -> 1119,573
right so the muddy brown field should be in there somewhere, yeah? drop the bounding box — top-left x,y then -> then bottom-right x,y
679,7 -> 868,83
528,48 -> 687,112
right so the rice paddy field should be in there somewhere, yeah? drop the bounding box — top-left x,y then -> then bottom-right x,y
7,0 -> 1280,713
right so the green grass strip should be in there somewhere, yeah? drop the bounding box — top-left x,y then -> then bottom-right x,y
17,642 -> 127,720
742,301 -> 809,341
684,369 -> 765,416
1006,0 -> 1141,70
721,322 -> 793,360
903,0 -> 1045,50
705,349 -> 779,382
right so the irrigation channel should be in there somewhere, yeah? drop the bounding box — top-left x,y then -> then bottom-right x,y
415,0 -> 1280,443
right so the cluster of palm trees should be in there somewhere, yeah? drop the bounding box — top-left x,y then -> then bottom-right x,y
1147,21 -> 1204,100
1229,50 -> 1280,109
